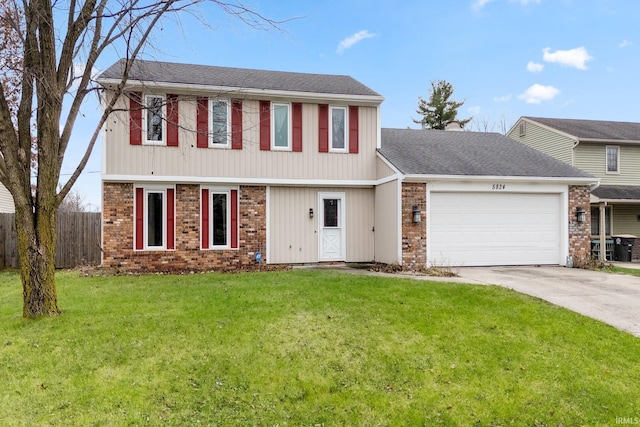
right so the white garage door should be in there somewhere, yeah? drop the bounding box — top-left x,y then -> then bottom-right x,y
429,192 -> 562,267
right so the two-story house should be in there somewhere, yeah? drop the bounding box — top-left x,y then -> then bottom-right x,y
508,116 -> 640,260
98,60 -> 595,271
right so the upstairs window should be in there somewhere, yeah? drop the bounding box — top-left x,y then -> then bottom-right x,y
606,146 -> 619,173
210,99 -> 230,147
145,95 -> 165,144
330,106 -> 347,152
272,103 -> 291,150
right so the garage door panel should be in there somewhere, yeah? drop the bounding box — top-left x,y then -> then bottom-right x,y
429,192 -> 562,267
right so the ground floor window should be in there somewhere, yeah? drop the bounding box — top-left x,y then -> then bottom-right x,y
201,187 -> 238,249
135,186 -> 175,250
591,206 -> 611,236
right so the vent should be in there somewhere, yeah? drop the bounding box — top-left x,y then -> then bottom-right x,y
519,122 -> 526,137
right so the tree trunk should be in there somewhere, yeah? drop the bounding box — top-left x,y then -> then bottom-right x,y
15,203 -> 60,317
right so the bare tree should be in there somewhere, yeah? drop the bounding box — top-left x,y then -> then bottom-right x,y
0,0 -> 280,317
468,113 -> 514,135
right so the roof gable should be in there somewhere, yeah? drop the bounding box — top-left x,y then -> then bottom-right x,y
98,59 -> 382,99
379,128 -> 594,179
524,116 -> 640,142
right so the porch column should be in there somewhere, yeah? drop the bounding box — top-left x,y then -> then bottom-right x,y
599,203 -> 606,262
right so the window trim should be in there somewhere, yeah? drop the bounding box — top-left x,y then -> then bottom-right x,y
329,105 -> 348,153
209,98 -> 231,148
143,94 -> 166,146
144,188 -> 166,250
209,189 -> 231,249
271,102 -> 291,151
606,145 -> 620,174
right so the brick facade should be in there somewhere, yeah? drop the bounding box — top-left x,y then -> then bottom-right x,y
568,185 -> 592,266
102,183 -> 266,272
401,182 -> 427,269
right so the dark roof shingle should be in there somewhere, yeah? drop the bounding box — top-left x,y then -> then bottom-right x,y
379,128 -> 594,179
524,116 -> 640,141
98,59 -> 382,98
592,185 -> 640,200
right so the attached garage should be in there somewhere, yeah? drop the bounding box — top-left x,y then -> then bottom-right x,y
377,128 -> 598,268
429,190 -> 563,266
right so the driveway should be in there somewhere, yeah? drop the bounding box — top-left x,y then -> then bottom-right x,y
456,266 -> 640,337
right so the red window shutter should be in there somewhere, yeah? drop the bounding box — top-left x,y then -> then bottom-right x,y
349,106 -> 359,154
259,100 -> 271,151
201,188 -> 210,249
231,189 -> 238,249
318,104 -> 328,153
231,99 -> 243,150
197,97 -> 208,148
166,188 -> 175,249
292,102 -> 303,152
167,94 -> 179,147
129,92 -> 142,145
135,187 -> 144,250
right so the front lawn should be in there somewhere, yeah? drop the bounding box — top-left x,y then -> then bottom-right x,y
1,269 -> 638,426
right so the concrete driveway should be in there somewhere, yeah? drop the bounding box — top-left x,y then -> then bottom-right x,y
456,266 -> 640,337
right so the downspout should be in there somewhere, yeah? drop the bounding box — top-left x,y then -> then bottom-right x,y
572,138 -> 580,167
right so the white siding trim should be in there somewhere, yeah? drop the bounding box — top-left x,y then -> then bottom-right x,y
403,174 -> 598,186
396,177 -> 403,265
103,174 -> 377,187
265,185 -> 271,264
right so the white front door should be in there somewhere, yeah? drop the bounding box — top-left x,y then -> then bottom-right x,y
318,192 -> 346,261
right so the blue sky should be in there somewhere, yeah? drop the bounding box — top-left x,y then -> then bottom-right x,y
67,0 -> 640,208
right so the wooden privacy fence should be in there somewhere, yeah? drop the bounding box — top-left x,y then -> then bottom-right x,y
0,212 -> 101,269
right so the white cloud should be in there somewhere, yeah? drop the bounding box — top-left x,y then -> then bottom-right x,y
336,30 -> 376,54
493,94 -> 512,102
468,105 -> 482,115
542,47 -> 593,70
526,61 -> 544,72
619,39 -> 632,48
518,84 -> 560,104
471,0 -> 494,10
512,0 -> 541,4
70,63 -> 100,90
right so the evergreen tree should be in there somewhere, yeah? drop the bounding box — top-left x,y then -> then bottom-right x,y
414,80 -> 471,130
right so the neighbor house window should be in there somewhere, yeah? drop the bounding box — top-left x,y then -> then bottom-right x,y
591,206 -> 611,236
272,103 -> 290,150
145,95 -> 165,144
330,106 -> 347,152
606,146 -> 619,173
210,99 -> 230,147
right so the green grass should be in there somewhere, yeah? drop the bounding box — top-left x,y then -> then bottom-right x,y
605,265 -> 640,278
1,269 -> 639,426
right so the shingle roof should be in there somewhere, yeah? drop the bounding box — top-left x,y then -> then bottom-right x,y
98,59 -> 382,98
524,116 -> 640,141
591,185 -> 640,200
379,128 -> 595,178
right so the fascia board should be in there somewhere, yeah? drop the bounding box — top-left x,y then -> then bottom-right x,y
102,174 -> 377,187
402,174 -> 599,186
578,138 -> 640,145
97,78 -> 385,106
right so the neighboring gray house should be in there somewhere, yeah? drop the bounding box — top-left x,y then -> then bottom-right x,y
508,116 -> 640,259
0,182 -> 15,213
376,129 -> 597,267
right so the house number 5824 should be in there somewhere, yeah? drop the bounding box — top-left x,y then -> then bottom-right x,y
491,184 -> 506,190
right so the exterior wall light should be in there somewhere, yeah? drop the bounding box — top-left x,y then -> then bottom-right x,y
576,207 -> 587,223
412,205 -> 422,223
309,208 -> 314,219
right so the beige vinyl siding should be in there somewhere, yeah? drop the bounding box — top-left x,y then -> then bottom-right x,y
611,204 -> 640,237
374,179 -> 400,264
508,121 -> 574,165
105,97 -> 378,181
575,144 -> 640,185
268,186 -> 374,264
376,156 -> 396,179
0,183 -> 15,213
